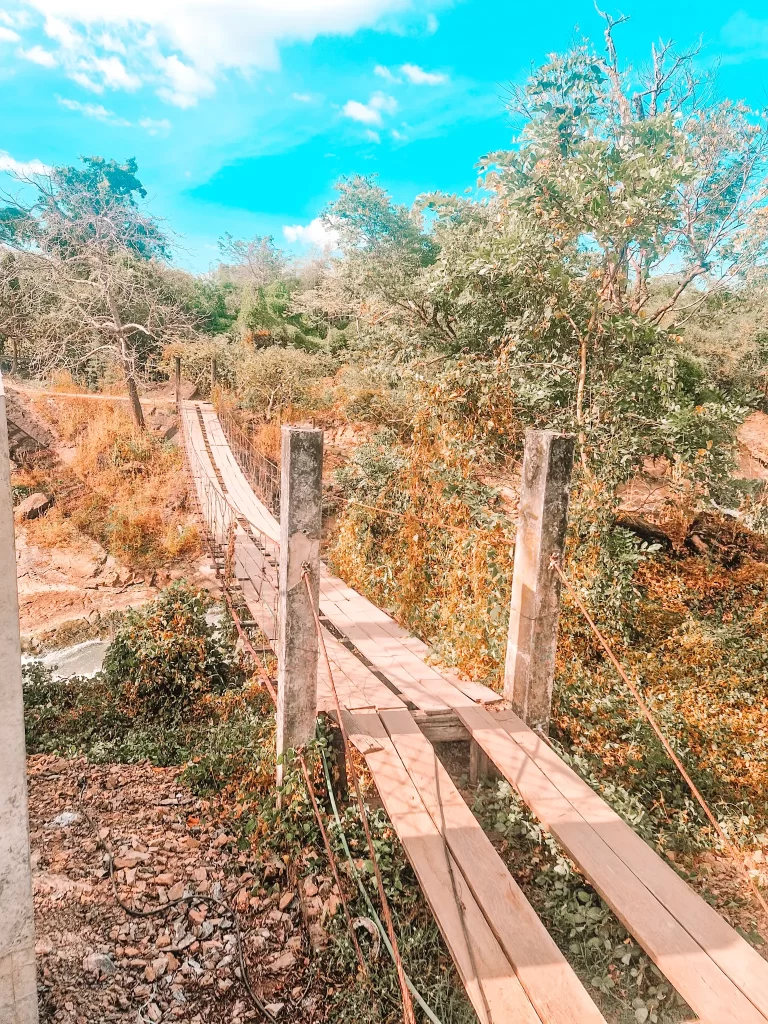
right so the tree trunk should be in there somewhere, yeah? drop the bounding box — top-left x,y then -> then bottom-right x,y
126,373 -> 145,431
107,288 -> 145,431
11,336 -> 18,376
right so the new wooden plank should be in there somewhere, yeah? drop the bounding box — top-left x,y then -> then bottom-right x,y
342,711 -> 545,1024
490,708 -> 768,1020
456,704 -> 768,1024
379,708 -> 606,1024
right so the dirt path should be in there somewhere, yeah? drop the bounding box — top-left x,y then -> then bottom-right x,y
30,757 -> 318,1023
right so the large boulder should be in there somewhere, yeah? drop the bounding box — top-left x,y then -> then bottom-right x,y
15,491 -> 54,521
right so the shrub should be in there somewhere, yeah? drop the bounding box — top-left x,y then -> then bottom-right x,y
103,582 -> 242,723
236,346 -> 330,418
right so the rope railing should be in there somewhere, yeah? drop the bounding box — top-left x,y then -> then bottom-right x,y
215,397 -> 281,520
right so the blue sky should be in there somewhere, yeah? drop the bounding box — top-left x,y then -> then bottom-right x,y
2,0 -> 768,271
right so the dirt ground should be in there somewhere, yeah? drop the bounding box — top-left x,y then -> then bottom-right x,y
29,756 -> 328,1023
16,526 -> 215,641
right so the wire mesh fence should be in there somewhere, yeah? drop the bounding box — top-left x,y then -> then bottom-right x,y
215,398 -> 281,520
179,404 -> 279,643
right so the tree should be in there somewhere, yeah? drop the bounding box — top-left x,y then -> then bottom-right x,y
0,156 -> 193,428
314,23 -> 768,493
216,233 -> 286,288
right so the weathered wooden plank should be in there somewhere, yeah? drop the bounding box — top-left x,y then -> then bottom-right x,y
457,704 -> 768,1024
380,709 -> 606,1024
342,711 -> 544,1024
491,708 -> 768,1020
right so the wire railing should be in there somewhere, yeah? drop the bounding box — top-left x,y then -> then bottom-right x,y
215,398 -> 281,520
179,403 -> 280,643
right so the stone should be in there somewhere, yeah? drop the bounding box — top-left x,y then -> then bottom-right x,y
268,951 -> 296,973
46,811 -> 80,828
15,491 -> 54,521
83,952 -> 116,976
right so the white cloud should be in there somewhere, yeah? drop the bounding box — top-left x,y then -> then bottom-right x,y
156,53 -> 214,107
343,98 -> 382,126
283,217 -> 338,249
57,97 -> 170,132
57,96 -> 131,124
90,55 -> 140,89
20,44 -> 57,66
291,92 -> 312,102
370,90 -> 396,113
0,25 -> 20,42
70,70 -> 102,91
0,150 -> 51,176
374,63 -> 400,83
344,90 -> 397,126
400,63 -> 447,85
44,15 -> 81,49
364,129 -> 380,143
139,116 -> 171,134
19,0 -> 419,105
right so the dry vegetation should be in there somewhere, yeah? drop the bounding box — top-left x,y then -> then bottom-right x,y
14,396 -> 199,570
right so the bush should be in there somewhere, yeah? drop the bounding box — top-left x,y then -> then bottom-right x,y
103,582 -> 242,723
236,346 -> 330,418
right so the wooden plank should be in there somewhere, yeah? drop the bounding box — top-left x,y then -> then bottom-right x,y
342,711 -> 544,1024
491,708 -> 768,1020
456,704 -> 768,1024
204,416 -> 280,544
379,709 -> 606,1024
319,628 -> 405,711
412,709 -> 470,744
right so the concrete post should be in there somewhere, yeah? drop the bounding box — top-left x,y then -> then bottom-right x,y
0,373 -> 39,1024
276,426 -> 323,779
174,356 -> 181,412
504,429 -> 574,733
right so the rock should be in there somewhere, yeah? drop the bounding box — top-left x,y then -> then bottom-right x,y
15,492 -> 54,521
168,882 -> 185,900
268,951 -> 296,973
264,1003 -> 285,1017
82,952 -> 116,976
46,811 -> 80,828
278,891 -> 294,911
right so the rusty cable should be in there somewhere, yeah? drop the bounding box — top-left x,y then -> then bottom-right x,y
552,556 -> 768,918
302,568 -> 417,1024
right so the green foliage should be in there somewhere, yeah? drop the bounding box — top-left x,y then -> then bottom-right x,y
236,345 -> 331,416
102,583 -> 241,723
475,781 -> 689,1023
37,155 -> 169,260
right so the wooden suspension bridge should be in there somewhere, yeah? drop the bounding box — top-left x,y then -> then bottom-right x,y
180,398 -> 768,1024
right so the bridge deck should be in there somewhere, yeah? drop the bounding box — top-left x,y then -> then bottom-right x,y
182,401 -> 768,1024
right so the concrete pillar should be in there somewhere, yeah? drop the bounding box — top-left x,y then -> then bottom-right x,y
174,356 -> 181,412
504,429 -> 574,732
0,373 -> 39,1024
276,426 -> 323,777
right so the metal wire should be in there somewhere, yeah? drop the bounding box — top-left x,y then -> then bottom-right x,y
216,398 -> 281,519
552,556 -> 768,919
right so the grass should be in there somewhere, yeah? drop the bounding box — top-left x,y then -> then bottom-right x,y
14,396 -> 200,569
